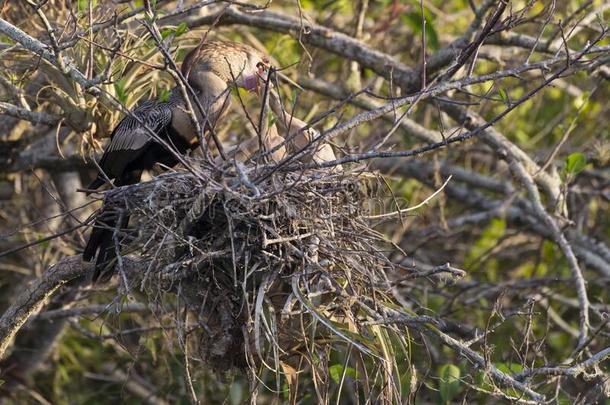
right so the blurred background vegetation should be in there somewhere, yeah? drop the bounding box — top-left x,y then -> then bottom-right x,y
0,0 -> 609,403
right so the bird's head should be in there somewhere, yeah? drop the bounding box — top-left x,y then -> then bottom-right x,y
182,41 -> 271,96
235,55 -> 271,97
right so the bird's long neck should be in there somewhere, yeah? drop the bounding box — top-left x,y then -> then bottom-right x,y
169,72 -> 231,143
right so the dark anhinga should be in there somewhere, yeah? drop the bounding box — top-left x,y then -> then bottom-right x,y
83,41 -> 270,282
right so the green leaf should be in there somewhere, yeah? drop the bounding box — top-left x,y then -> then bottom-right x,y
114,78 -> 128,104
563,152 -> 587,177
229,380 -> 243,405
160,28 -> 173,40
495,362 -> 524,374
329,364 -> 357,384
498,88 -> 508,105
77,0 -> 97,14
77,0 -> 86,13
464,217 -> 506,274
158,88 -> 171,102
175,22 -> 189,37
438,364 -> 461,404
402,10 -> 439,50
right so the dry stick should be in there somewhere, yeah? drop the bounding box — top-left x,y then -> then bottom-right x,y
524,0 -> 556,64
298,76 -> 442,144
548,1 -> 610,52
174,6 -> 420,90
27,1 -> 89,111
87,0 -> 94,80
183,312 -> 199,405
3,52 -> 606,284
534,86 -> 595,177
366,175 -> 452,220
0,222 -> 88,259
191,10 -> 602,109
0,75 -> 30,109
292,36 -> 605,172
33,303 -> 149,322
265,38 -> 608,176
507,157 -> 589,348
348,0 -> 369,88
419,0 -> 427,89
58,0 -> 174,50
439,101 -> 565,212
180,3 -> 609,201
0,256 -> 86,359
423,0 -> 497,75
378,155 -> 610,278
425,326 -> 545,402
0,17 -> 202,181
515,346 -> 610,381
354,295 -> 545,402
91,365 -> 171,405
0,198 -> 96,241
437,0 -> 507,82
256,67 -> 275,159
0,101 -> 61,125
141,16 -> 227,161
76,35 -> 165,70
1,3 -> 604,386
0,255 -> 148,359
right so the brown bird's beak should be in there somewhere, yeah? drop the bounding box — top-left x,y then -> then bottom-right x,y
247,62 -> 304,98
253,62 -> 271,98
275,70 -> 304,92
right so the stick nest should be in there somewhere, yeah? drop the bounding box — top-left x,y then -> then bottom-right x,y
101,162 -> 394,377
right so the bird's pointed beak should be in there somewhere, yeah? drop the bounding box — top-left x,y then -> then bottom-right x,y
242,63 -> 270,98
275,71 -> 304,92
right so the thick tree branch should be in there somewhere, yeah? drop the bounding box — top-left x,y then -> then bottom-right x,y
0,17 -> 101,94
0,102 -> 61,126
0,255 -> 146,359
167,5 -> 421,91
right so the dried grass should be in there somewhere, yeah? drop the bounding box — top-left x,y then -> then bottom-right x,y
99,159 -> 410,402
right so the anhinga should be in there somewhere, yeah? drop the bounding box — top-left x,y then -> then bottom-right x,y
83,41 -> 271,282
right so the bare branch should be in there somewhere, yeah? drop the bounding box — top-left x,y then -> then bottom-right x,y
0,101 -> 61,126
0,255 -> 146,359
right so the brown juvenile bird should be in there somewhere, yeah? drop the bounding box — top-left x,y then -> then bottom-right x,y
84,41 -> 270,282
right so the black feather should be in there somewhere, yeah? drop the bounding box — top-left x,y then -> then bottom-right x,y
83,93 -> 195,283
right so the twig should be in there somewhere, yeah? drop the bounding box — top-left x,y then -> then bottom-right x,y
366,175 -> 452,219
0,101 -> 61,125
508,157 -> 589,348
515,346 -> 610,380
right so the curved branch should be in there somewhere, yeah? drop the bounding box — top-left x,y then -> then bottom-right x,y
0,102 -> 60,126
168,5 -> 420,91
0,256 -> 87,359
0,255 -> 145,359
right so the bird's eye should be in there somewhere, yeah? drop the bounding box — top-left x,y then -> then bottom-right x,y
256,61 -> 268,75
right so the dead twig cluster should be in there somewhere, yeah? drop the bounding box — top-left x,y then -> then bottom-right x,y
96,162 -> 398,386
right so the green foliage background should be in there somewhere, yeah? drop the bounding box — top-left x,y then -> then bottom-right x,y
0,0 -> 608,403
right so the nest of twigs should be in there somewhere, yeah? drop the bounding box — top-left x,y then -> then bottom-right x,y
100,160 -> 404,395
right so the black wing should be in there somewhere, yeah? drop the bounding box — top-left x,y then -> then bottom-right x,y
90,100 -> 173,188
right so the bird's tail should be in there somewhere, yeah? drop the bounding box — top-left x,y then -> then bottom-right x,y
83,171 -> 141,283
83,212 -> 131,282
86,176 -> 106,194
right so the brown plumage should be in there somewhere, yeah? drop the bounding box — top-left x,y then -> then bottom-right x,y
84,40 -> 270,282
182,41 -> 269,83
